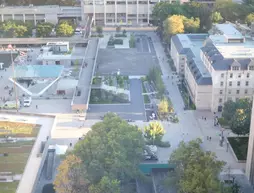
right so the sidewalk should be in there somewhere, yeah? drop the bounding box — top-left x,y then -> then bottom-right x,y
150,33 -> 245,171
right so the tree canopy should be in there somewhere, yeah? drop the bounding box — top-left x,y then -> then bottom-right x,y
36,22 -> 54,37
73,113 -> 145,184
167,139 -> 225,193
54,154 -> 89,193
56,21 -> 74,37
222,98 -> 251,135
144,121 -> 165,145
246,13 -> 254,26
0,20 -> 33,37
211,11 -> 223,23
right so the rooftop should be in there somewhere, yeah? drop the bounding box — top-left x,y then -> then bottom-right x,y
172,34 -> 212,85
14,65 -> 63,78
214,23 -> 243,39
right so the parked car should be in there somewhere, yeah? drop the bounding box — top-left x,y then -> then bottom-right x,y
23,97 -> 32,107
143,145 -> 158,161
1,100 -> 20,109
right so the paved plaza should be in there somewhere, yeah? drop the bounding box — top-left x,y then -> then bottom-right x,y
96,35 -> 158,76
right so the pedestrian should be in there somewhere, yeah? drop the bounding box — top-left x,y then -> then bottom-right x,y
36,105 -> 38,109
204,117 -> 206,121
209,136 -> 211,141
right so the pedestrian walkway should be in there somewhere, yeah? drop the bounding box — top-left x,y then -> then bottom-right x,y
150,33 -> 245,171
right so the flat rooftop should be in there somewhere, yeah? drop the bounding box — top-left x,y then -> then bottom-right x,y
215,23 -> 243,39
177,34 -> 211,78
14,65 -> 63,78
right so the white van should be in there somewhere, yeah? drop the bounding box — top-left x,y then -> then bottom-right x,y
23,97 -> 32,107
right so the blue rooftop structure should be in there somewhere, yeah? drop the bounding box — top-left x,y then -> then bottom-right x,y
14,65 -> 63,78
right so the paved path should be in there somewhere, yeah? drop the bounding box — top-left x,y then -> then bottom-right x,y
149,33 -> 245,171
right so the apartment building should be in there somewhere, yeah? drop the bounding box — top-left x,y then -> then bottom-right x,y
171,23 -> 254,112
0,5 -> 81,25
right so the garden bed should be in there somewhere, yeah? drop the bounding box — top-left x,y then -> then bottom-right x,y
141,78 -> 150,104
90,89 -> 129,104
227,137 -> 248,161
0,122 -> 40,138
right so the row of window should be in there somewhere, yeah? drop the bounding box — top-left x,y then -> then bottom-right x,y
220,81 -> 249,87
219,96 -> 250,103
231,66 -> 254,71
221,73 -> 250,78
219,89 -> 249,95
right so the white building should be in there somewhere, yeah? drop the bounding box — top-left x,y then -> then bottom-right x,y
0,5 -> 81,25
36,42 -> 81,66
171,23 -> 254,112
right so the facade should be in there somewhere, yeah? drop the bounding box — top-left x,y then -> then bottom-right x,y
81,0 -> 189,26
0,5 -> 81,25
171,23 -> 254,112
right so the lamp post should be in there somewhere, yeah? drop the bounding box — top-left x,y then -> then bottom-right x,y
8,44 -> 19,112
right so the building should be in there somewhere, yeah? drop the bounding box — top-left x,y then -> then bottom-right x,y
171,23 -> 254,112
0,5 -> 82,25
81,0 -> 191,26
36,42 -> 82,66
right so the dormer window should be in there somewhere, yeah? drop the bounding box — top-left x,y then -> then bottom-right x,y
249,66 -> 254,70
232,66 -> 239,70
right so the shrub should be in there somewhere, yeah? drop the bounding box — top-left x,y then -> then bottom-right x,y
218,117 -> 228,127
114,39 -> 123,45
115,34 -> 127,37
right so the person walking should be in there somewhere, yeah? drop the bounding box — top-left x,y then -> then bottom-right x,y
36,105 -> 38,109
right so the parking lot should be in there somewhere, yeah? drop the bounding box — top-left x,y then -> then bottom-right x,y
96,35 -> 158,76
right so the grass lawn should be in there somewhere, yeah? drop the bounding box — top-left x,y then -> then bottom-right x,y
0,181 -> 20,193
0,121 -> 40,138
228,137 -> 248,161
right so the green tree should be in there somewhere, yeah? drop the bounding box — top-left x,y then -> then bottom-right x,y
147,67 -> 165,97
222,98 -> 251,135
211,11 -> 223,23
96,26 -> 103,35
246,13 -> 254,26
167,139 -> 225,193
144,121 -> 165,145
183,17 -> 200,33
53,154 -> 89,193
0,20 -> 29,37
73,113 -> 145,183
56,21 -> 74,37
89,176 -> 120,193
36,22 -> 54,37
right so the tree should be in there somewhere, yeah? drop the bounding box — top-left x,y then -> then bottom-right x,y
36,22 -> 54,37
163,15 -> 184,39
246,13 -> 254,26
56,21 -> 74,37
144,121 -> 165,145
167,139 -> 225,193
73,113 -> 145,184
147,67 -> 165,96
96,26 -> 103,35
183,17 -> 200,33
0,20 -> 29,37
211,11 -> 223,23
158,98 -> 169,116
222,98 -> 251,135
53,154 -> 89,193
89,176 -> 120,193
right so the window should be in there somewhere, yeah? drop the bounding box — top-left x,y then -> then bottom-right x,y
232,66 -> 239,70
237,81 -> 240,86
219,98 -> 223,103
245,89 -> 248,94
229,81 -> 232,86
220,90 -> 223,94
238,73 -> 241,78
230,73 -> 233,78
220,82 -> 224,86
236,90 -> 240,94
228,90 -> 231,94
246,81 -> 249,86
249,66 -> 254,70
221,73 -> 224,78
247,73 -> 250,78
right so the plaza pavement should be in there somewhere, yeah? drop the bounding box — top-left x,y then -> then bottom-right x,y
149,32 -> 245,171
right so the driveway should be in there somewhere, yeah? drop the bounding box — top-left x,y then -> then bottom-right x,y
87,79 -> 146,120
